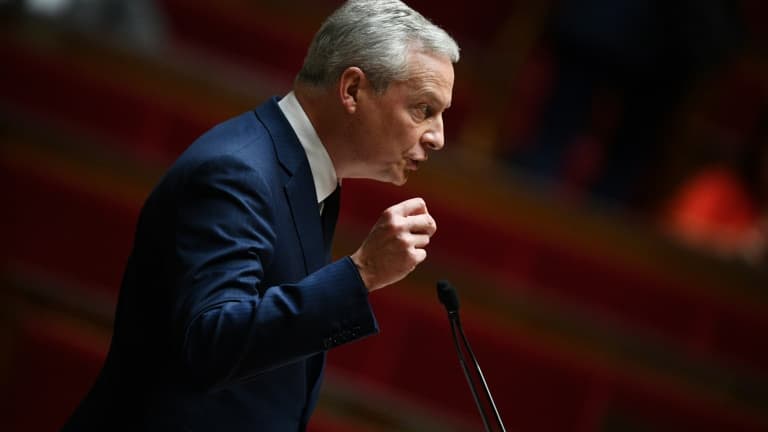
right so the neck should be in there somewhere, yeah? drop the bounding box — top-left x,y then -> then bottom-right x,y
294,84 -> 355,180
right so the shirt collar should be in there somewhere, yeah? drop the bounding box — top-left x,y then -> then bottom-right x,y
277,91 -> 338,204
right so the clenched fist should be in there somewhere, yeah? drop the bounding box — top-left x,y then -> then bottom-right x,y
351,198 -> 437,292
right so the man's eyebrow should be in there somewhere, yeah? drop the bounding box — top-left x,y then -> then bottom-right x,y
416,90 -> 451,110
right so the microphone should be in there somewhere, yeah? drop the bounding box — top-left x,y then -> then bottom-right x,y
436,280 -> 506,432
437,280 -> 459,314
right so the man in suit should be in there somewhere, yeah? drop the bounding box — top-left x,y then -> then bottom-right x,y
62,0 -> 459,430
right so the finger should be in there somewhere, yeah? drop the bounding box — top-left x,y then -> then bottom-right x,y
391,197 -> 427,217
409,233 -> 431,248
410,247 -> 427,264
406,214 -> 437,235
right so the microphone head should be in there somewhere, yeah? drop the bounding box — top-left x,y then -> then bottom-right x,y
436,280 -> 460,313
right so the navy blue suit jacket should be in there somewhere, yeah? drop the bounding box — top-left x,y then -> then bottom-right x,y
63,98 -> 379,431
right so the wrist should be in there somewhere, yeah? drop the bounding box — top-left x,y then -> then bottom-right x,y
350,253 -> 374,292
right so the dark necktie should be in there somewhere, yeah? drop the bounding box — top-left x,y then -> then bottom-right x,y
320,186 -> 341,262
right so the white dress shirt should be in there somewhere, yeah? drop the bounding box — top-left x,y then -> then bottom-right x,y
277,91 -> 338,213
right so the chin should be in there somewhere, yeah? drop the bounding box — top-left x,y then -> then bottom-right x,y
375,166 -> 410,185
387,173 -> 409,186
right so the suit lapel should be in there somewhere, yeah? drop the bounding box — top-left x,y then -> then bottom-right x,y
285,172 -> 325,274
320,186 -> 340,262
255,98 -> 325,274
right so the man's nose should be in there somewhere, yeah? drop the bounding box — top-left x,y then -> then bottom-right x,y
422,115 -> 445,151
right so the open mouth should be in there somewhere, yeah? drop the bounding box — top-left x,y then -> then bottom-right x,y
406,158 -> 426,170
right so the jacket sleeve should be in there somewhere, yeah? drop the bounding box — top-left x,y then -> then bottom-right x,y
172,155 -> 378,389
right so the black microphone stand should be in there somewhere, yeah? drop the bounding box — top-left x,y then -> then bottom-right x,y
438,280 -> 506,432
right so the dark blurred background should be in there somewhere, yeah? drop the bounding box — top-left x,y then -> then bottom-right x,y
1,0 -> 767,431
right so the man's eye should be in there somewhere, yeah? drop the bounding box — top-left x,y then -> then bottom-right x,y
419,105 -> 432,118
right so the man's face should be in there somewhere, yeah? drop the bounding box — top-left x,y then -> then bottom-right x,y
352,51 -> 455,185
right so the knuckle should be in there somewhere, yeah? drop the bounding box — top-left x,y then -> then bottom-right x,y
410,248 -> 426,262
407,249 -> 419,263
383,206 -> 399,219
382,209 -> 395,223
381,214 -> 400,231
395,232 -> 410,247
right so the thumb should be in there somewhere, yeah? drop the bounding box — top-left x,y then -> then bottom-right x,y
394,197 -> 428,216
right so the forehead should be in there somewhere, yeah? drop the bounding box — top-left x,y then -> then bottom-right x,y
398,51 -> 455,105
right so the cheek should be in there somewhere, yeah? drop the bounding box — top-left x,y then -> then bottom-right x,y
394,119 -> 420,148
402,129 -> 424,152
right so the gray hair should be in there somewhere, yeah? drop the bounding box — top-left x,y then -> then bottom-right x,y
296,0 -> 460,93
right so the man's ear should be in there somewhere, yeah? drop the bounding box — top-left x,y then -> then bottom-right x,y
339,67 -> 365,114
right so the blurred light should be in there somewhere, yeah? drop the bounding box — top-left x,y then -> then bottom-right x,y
26,0 -> 70,16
